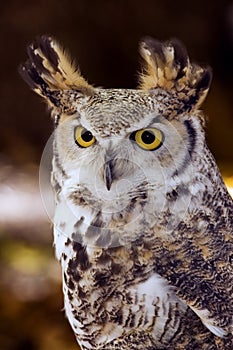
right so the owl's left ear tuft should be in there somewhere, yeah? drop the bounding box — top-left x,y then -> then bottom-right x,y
19,35 -> 95,114
138,37 -> 212,110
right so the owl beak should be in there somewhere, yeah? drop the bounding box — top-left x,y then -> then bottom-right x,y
104,159 -> 113,191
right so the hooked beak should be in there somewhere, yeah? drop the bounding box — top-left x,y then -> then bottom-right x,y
104,158 -> 114,191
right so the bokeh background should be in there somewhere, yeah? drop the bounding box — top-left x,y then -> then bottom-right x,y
0,1 -> 233,349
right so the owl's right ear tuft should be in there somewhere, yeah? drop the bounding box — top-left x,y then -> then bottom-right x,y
19,35 -> 95,114
138,37 -> 212,111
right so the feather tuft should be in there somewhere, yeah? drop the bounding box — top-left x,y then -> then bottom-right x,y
19,35 -> 95,113
138,37 -> 212,110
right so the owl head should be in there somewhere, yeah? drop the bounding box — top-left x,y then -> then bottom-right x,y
19,36 -> 212,213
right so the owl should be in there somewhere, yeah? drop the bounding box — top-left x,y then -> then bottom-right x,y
19,36 -> 233,349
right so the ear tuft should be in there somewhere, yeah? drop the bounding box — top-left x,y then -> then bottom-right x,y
139,37 -> 212,110
19,35 -> 95,113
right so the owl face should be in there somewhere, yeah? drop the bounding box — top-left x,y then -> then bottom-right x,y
52,91 -> 200,248
54,88 -> 198,207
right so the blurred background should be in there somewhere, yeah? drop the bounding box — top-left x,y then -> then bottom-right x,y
0,1 -> 233,349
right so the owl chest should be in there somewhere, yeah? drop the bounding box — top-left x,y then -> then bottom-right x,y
59,237 -> 186,348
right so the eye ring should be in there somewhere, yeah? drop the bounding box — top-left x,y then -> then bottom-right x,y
130,128 -> 164,151
74,126 -> 96,148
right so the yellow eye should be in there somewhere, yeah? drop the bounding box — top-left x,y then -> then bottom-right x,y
74,127 -> 96,148
130,128 -> 164,151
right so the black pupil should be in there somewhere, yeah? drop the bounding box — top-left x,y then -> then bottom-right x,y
81,130 -> 93,142
141,130 -> 155,144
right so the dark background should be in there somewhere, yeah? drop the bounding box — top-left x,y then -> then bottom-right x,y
0,1 -> 233,349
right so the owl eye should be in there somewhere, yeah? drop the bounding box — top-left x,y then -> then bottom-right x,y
130,128 -> 164,151
74,127 -> 96,148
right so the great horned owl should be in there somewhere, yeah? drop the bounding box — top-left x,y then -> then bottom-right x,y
20,36 -> 233,349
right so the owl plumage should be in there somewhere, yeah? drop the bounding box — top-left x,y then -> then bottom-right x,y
20,36 -> 233,349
